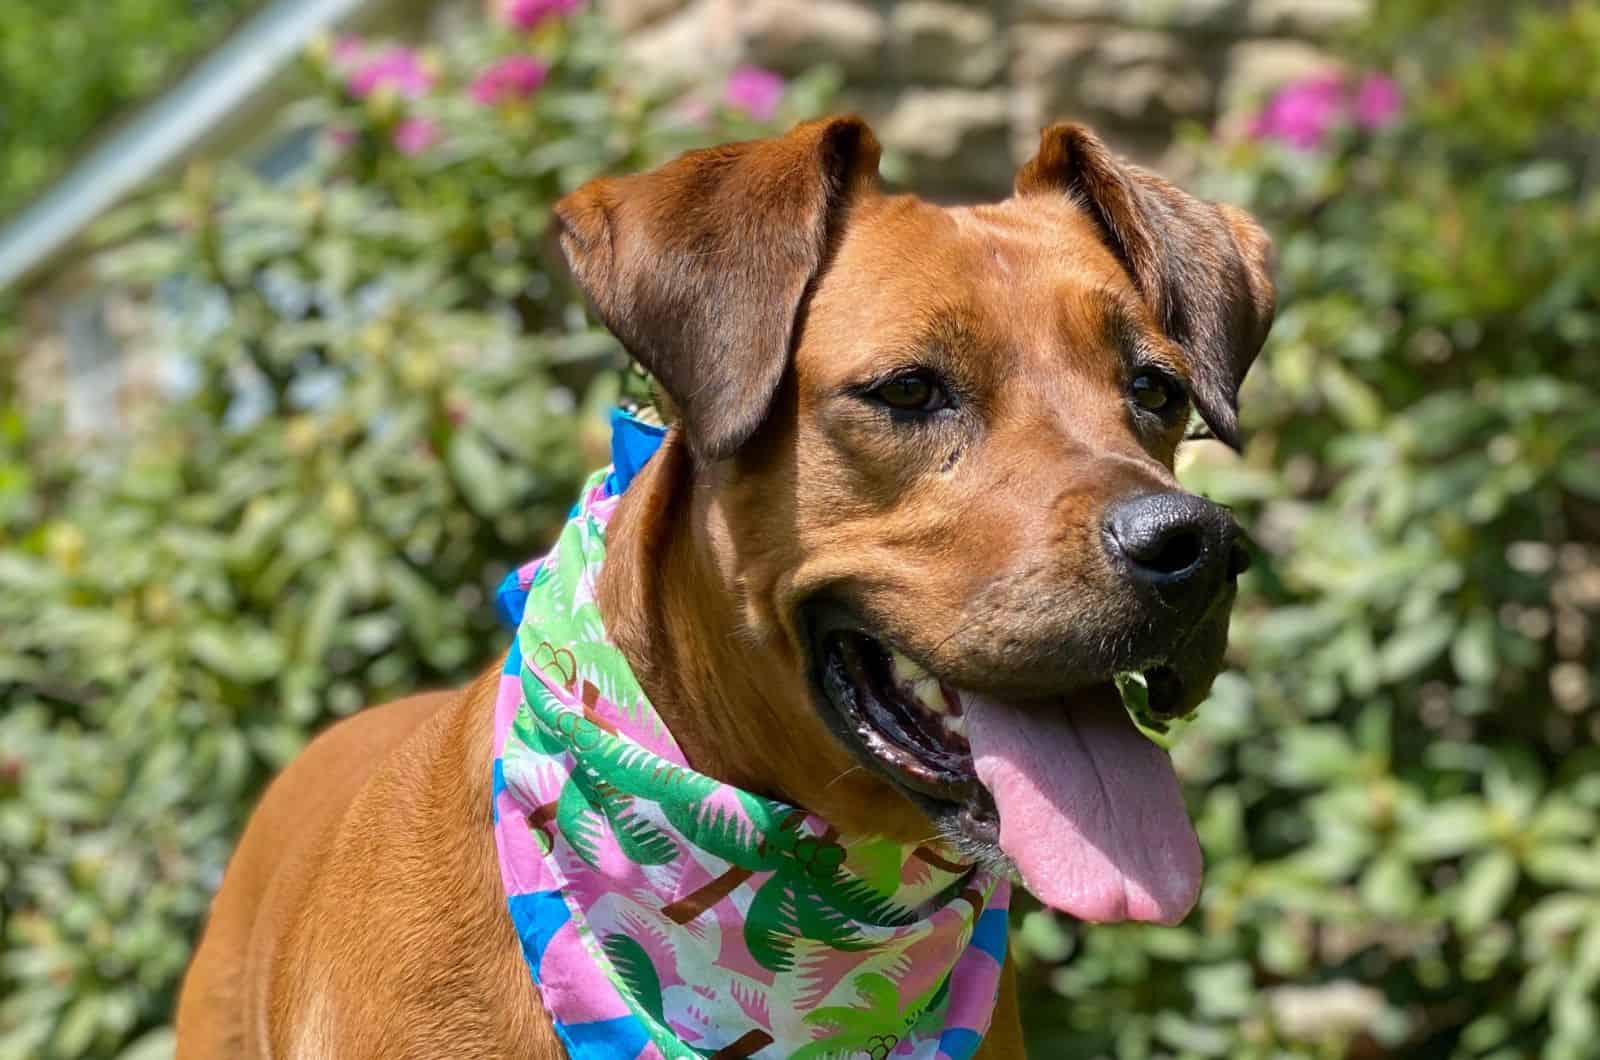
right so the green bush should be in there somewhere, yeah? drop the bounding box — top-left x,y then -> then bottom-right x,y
1016,6 -> 1600,1060
6,4 -> 1598,1060
0,0 -> 259,219
0,9 -> 832,1057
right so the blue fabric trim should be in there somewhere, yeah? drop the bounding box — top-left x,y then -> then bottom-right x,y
557,1015 -> 651,1058
608,407 -> 667,494
939,1027 -> 984,1060
971,907 -> 1009,964
491,759 -> 505,824
501,632 -> 522,675
507,890 -> 571,983
495,569 -> 530,631
495,409 -> 666,631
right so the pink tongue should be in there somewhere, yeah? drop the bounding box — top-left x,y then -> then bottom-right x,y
966,688 -> 1202,925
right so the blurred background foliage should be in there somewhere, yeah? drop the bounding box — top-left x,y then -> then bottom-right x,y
0,6 -> 834,1056
0,0 -> 259,219
1,1 -> 1598,1059
1015,4 -> 1600,1059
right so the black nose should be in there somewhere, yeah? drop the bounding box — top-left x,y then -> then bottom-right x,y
1102,492 -> 1246,596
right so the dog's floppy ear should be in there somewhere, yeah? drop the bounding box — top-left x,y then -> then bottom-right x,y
1016,123 -> 1275,449
555,116 -> 881,461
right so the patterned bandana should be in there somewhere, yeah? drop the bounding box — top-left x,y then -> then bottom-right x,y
490,411 -> 1010,1060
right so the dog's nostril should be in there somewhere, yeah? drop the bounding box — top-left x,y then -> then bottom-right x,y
1134,527 -> 1204,576
1104,492 -> 1229,585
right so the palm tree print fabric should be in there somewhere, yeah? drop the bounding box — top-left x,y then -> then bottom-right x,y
490,413 -> 1010,1059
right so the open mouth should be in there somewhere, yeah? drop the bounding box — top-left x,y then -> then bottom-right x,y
821,631 -> 976,790
804,605 -> 1208,925
814,624 -> 1193,797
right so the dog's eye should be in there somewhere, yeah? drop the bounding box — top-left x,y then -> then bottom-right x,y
1130,370 -> 1184,415
871,372 -> 949,413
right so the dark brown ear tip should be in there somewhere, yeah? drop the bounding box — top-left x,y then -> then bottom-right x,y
1193,389 -> 1244,452
1039,122 -> 1106,159
811,114 -> 883,180
1017,121 -> 1114,196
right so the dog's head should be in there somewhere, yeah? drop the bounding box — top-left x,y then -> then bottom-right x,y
556,116 -> 1274,924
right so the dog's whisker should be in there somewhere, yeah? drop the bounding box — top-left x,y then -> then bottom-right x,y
927,619 -> 974,658
823,765 -> 866,791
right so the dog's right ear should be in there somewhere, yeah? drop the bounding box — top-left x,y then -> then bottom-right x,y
1016,124 -> 1275,450
554,116 -> 881,462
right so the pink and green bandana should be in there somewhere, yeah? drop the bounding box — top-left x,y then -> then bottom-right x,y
490,412 -> 1010,1059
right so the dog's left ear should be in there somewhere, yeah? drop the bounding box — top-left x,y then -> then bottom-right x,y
555,116 -> 882,462
1016,123 -> 1275,449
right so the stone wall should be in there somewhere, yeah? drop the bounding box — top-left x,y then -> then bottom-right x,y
609,0 -> 1363,198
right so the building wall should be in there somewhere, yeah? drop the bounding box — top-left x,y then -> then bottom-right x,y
611,0 -> 1359,198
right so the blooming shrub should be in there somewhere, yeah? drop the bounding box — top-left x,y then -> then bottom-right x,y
4,2 -> 1597,1060
0,5 -> 828,1057
1016,6 -> 1600,1059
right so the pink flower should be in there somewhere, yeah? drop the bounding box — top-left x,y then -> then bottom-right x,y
495,0 -> 582,32
1249,73 -> 1345,149
326,125 -> 359,150
470,54 -> 550,105
1354,73 -> 1402,130
724,65 -> 785,122
347,46 -> 433,100
392,116 -> 440,156
1249,70 -> 1404,150
331,35 -> 365,67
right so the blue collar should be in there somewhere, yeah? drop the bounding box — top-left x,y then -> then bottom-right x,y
494,408 -> 667,630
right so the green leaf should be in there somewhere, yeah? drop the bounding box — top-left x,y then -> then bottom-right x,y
1450,611 -> 1497,686
446,431 -> 512,516
187,625 -> 284,684
1378,617 -> 1456,682
601,934 -> 665,1027
1402,799 -> 1493,860
1455,850 -> 1518,931
555,774 -> 602,868
1360,852 -> 1422,918
745,875 -> 800,973
1558,452 -> 1600,499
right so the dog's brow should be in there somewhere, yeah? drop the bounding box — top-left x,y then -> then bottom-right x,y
1100,296 -> 1141,361
1101,295 -> 1181,376
885,313 -> 984,367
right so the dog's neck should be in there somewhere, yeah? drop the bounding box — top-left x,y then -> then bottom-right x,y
596,432 -> 807,801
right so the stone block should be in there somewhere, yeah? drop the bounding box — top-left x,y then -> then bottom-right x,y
735,0 -> 887,78
624,0 -> 742,86
1018,0 -> 1134,17
1084,30 -> 1213,120
889,2 -> 1007,86
1016,26 -> 1217,129
1019,0 -> 1246,31
879,88 -> 1015,196
1249,0 -> 1373,36
1011,23 -> 1100,92
600,0 -> 690,32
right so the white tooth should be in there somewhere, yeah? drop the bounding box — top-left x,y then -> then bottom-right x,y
912,676 -> 946,715
890,649 -> 929,687
944,712 -> 967,737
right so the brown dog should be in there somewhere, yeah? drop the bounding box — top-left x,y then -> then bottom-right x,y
175,115 -> 1272,1058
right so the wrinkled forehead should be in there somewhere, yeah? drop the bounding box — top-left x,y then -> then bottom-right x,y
801,193 -> 1159,383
